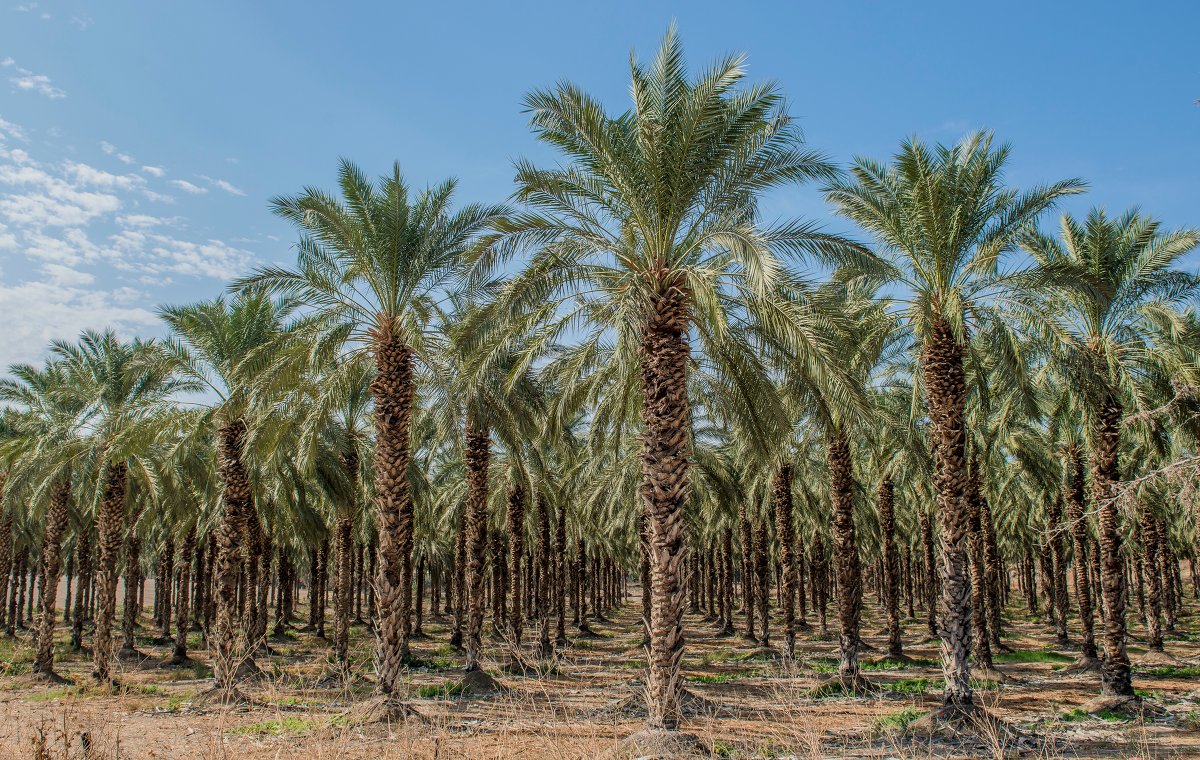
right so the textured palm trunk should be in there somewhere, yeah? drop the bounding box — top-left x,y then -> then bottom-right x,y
120,506 -> 144,655
828,427 -> 862,678
33,474 -> 70,678
554,500 -> 567,646
1093,393 -> 1133,697
157,538 -> 175,640
773,463 -> 797,657
463,420 -> 490,672
369,335 -> 417,695
71,529 -> 91,650
922,319 -> 974,707
0,490 -> 10,632
334,512 -> 354,665
92,462 -> 127,683
737,502 -> 754,640
754,519 -> 770,646
966,472 -> 992,670
535,491 -> 552,657
1140,503 -> 1164,652
919,511 -> 938,639
979,495 -> 1004,649
171,525 -> 196,663
639,290 -> 691,731
639,511 -> 651,644
213,419 -> 253,689
878,478 -> 903,659
506,481 -> 526,645
1047,498 -> 1069,644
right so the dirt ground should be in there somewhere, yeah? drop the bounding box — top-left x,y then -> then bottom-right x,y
3,591 -> 1200,759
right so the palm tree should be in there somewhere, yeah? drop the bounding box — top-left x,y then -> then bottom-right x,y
1021,208 -> 1200,704
237,161 -> 504,715
0,359 -> 84,682
44,330 -> 183,682
475,27 -> 854,735
826,132 -> 1084,719
160,293 -> 295,696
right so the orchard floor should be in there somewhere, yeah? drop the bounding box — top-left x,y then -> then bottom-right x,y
3,595 -> 1200,758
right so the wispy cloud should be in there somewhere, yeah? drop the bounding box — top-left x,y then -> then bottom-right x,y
99,140 -> 135,164
170,179 -> 206,194
140,165 -> 165,177
2,57 -> 65,99
200,175 -> 246,196
0,116 -> 28,142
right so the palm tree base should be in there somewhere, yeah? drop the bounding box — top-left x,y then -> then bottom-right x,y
30,669 -> 71,686
1080,694 -> 1162,719
346,695 -> 424,725
117,646 -> 146,662
910,702 -> 1028,744
457,668 -> 508,698
157,653 -> 194,669
810,673 -> 878,698
604,728 -> 709,759
1136,649 -> 1181,667
871,653 -> 914,667
593,683 -> 730,721
1060,653 -> 1103,676
192,685 -> 251,708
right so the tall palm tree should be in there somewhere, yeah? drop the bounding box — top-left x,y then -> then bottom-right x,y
475,27 -> 855,735
237,161 -> 504,714
47,330 -> 183,682
160,293 -> 295,695
826,132 -> 1083,718
1021,208 -> 1200,703
0,359 -> 85,682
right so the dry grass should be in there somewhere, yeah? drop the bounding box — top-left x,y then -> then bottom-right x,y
3,597 -> 1200,758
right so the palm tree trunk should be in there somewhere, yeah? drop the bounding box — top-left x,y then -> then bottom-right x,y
773,463 -> 797,658
639,289 -> 691,731
967,472 -> 993,670
754,519 -> 770,647
369,335 -> 418,697
829,427 -> 862,679
1047,498 -> 1069,645
120,505 -> 145,656
1140,503 -> 1164,652
554,500 -> 567,646
92,461 -> 127,683
879,477 -> 903,659
334,512 -> 354,665
171,524 -> 196,663
979,495 -> 1004,649
71,529 -> 91,650
919,511 -> 938,639
738,502 -> 754,640
506,481 -> 526,645
33,474 -> 70,678
463,419 -> 490,672
213,419 -> 253,690
921,318 -> 974,708
1065,447 -> 1098,661
535,491 -> 552,658
1093,393 -> 1134,697
0,491 -> 10,633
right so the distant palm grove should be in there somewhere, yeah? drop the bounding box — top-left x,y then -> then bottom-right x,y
3,29 -> 1200,751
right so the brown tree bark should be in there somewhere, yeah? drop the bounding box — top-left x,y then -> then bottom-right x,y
170,524 -> 196,664
212,419 -> 254,689
829,427 -> 863,679
33,474 -> 70,679
92,462 -> 127,683
774,463 -> 797,657
640,289 -> 691,730
463,419 -> 490,672
1064,447 -> 1099,662
878,477 -> 904,659
922,319 -> 974,707
71,528 -> 90,650
1140,503 -> 1164,652
506,481 -> 526,645
1093,393 -> 1134,697
1047,498 -> 1069,645
369,334 -> 417,695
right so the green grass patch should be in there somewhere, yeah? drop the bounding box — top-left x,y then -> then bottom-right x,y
1139,665 -> 1200,678
863,657 -> 939,670
993,650 -> 1071,665
416,681 -> 465,699
686,672 -> 739,684
1061,708 -> 1128,723
231,717 -> 315,736
873,708 -> 927,733
887,677 -> 931,694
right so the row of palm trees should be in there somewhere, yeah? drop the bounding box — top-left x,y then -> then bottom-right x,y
1,29 -> 1198,742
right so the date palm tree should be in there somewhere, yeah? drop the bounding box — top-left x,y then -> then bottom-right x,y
160,293 -> 296,697
1021,208 -> 1200,705
237,161 -> 505,717
475,27 -> 858,737
46,330 -> 184,683
825,131 -> 1084,721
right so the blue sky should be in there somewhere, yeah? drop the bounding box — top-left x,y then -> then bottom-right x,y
0,0 -> 1196,367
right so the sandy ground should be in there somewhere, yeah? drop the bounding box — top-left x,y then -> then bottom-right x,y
3,589 -> 1200,759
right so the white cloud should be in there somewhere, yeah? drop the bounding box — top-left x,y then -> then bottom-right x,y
0,278 -> 159,367
200,175 -> 246,196
141,188 -> 175,204
140,165 -> 165,177
170,179 -> 206,194
63,160 -> 144,190
2,58 -> 65,99
116,213 -> 168,228
99,140 -> 135,164
0,117 -> 28,142
70,15 -> 91,30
